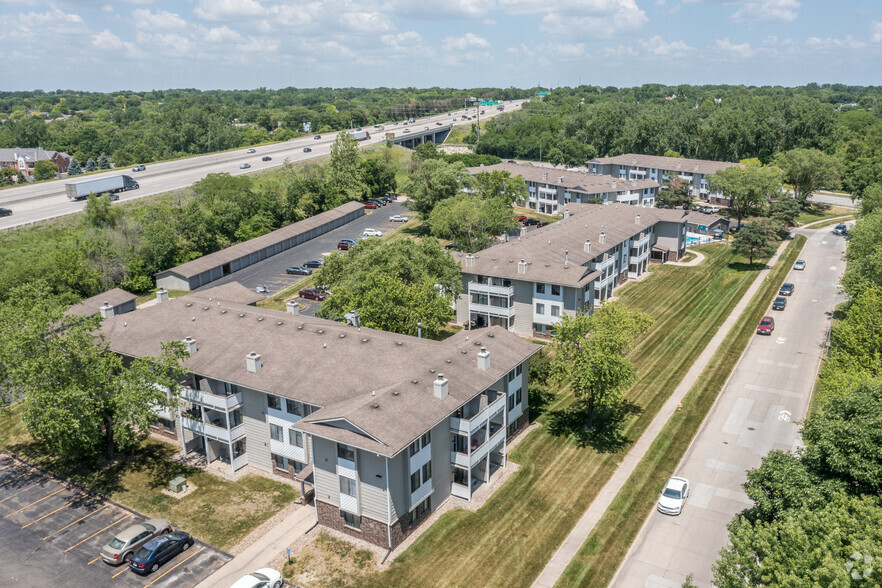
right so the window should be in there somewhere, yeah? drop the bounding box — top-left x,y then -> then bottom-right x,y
267,395 -> 281,410
409,497 -> 432,524
291,460 -> 305,474
508,394 -> 515,411
536,303 -> 545,315
270,424 -> 283,442
508,369 -> 515,382
551,305 -> 560,317
342,511 -> 361,529
535,283 -> 545,294
410,471 -> 421,492
340,477 -> 357,497
516,387 -> 522,405
286,399 -> 301,416
421,431 -> 431,447
551,284 -> 561,296
232,439 -> 246,458
422,462 -> 432,484
471,292 -> 488,305
289,430 -> 303,447
516,364 -> 522,376
229,409 -> 242,428
337,444 -> 355,462
272,454 -> 285,470
303,404 -> 315,416
409,440 -> 420,457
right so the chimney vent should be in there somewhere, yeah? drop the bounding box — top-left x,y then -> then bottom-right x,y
563,209 -> 570,219
693,163 -> 699,171
477,347 -> 490,371
542,172 -> 548,181
599,231 -> 606,245
245,351 -> 262,373
676,162 -> 682,170
156,288 -> 169,304
557,175 -> 563,184
517,259 -> 527,274
584,239 -> 591,253
631,157 -> 637,164
520,225 -> 527,237
611,181 -> 617,190
99,301 -> 114,319
286,300 -> 300,315
433,373 -> 449,400
182,336 -> 197,355
464,254 -> 475,268
631,180 -> 636,187
636,214 -> 641,226
565,250 -> 569,267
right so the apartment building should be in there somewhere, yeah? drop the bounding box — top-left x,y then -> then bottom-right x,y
453,204 -> 719,337
589,154 -> 739,205
468,162 -> 659,212
96,283 -> 539,550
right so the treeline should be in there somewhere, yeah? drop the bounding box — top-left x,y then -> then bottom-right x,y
0,86 -> 530,167
475,84 -> 882,198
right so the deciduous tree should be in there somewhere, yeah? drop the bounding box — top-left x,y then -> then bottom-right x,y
656,174 -> 693,209
402,158 -> 471,219
731,221 -> 776,267
707,165 -> 783,227
428,193 -> 517,252
325,132 -> 366,207
773,148 -> 843,209
33,159 -> 58,181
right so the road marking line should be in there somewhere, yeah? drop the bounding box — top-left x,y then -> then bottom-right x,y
0,472 -> 32,488
44,504 -> 109,539
757,358 -> 799,369
88,556 -> 102,565
112,565 -> 130,578
4,487 -> 66,517
744,383 -> 804,399
64,513 -> 131,552
23,502 -> 73,528
145,545 -> 204,586
0,481 -> 42,502
0,464 -> 15,471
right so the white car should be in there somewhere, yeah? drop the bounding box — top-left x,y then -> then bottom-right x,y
229,568 -> 283,588
362,228 -> 383,237
793,259 -> 806,270
246,148 -> 256,153
657,476 -> 689,515
389,215 -> 408,222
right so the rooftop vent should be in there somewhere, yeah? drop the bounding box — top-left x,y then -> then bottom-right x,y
520,226 -> 527,237
517,259 -> 528,274
584,239 -> 591,253
99,301 -> 114,319
286,300 -> 300,315
563,209 -> 570,219
477,347 -> 490,371
557,175 -> 563,184
464,254 -> 476,268
565,250 -> 569,267
636,214 -> 641,226
245,351 -> 262,373
599,231 -> 606,245
542,172 -> 548,181
632,157 -> 637,164
434,373 -> 449,400
631,180 -> 636,187
182,336 -> 197,355
676,162 -> 682,170
156,288 -> 169,304
693,163 -> 699,171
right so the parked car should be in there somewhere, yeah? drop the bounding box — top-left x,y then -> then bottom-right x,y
389,214 -> 409,222
444,243 -> 459,250
286,266 -> 312,276
262,156 -> 272,162
536,221 -> 549,228
772,296 -> 787,310
517,215 -> 528,221
313,134 -> 321,140
337,239 -> 356,250
366,199 -> 385,207
299,287 -> 328,301
128,531 -> 194,575
793,259 -> 806,271
779,283 -> 794,296
757,316 -> 775,335
131,164 -> 146,172
364,203 -> 379,209
303,260 -> 324,269
230,568 -> 284,588
239,163 -> 251,169
0,207 -> 11,217
303,147 -> 312,153
101,519 -> 171,565
385,193 -> 398,200
522,218 -> 541,226
832,224 -> 847,235
246,148 -> 256,153
363,228 -> 383,237
657,476 -> 690,515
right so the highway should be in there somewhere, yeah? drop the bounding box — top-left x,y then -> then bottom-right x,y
0,100 -> 525,230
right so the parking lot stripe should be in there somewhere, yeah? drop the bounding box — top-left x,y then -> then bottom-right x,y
0,481 -> 42,502
112,565 -> 130,578
0,463 -> 14,471
64,513 -> 131,552
88,556 -> 101,565
0,471 -> 32,488
4,487 -> 66,517
44,504 -> 109,539
23,502 -> 76,529
144,545 -> 205,586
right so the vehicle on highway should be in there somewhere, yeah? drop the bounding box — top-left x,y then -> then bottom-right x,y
779,283 -> 794,296
314,134 -> 321,140
132,164 -> 146,172
104,193 -> 120,201
756,316 -> 775,335
299,287 -> 328,301
262,156 -> 272,162
0,208 -> 11,217
230,568 -> 284,588
363,228 -> 383,237
657,476 -> 690,516
436,121 -> 442,125
100,519 -> 171,565
772,296 -> 788,310
403,129 -> 411,133
246,148 -> 256,153
128,531 -> 194,575
832,224 -> 847,235
286,266 -> 312,276
389,214 -> 409,222
303,147 -> 312,153
65,175 -> 139,200
240,163 -> 251,169
337,239 -> 356,250
793,259 -> 806,270
364,203 -> 379,209
303,260 -> 324,269
425,126 -> 429,130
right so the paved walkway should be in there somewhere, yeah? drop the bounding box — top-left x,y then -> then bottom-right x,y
531,238 -> 791,588
666,249 -> 706,267
195,505 -> 316,588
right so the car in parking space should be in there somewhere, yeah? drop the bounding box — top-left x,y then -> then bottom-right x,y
444,243 -> 459,250
230,568 -> 284,588
286,266 -> 312,276
385,193 -> 398,200
793,259 -> 806,271
128,531 -> 194,575
303,260 -> 324,269
239,163 -> 251,169
832,224 -> 847,235
0,207 -> 11,217
298,287 -> 328,301
389,214 -> 409,222
657,476 -> 690,516
132,164 -> 146,172
522,218 -> 541,226
262,156 -> 272,162
779,282 -> 794,296
246,148 -> 256,153
368,199 -> 386,206
364,203 -> 379,209
363,228 -> 383,237
314,134 -> 321,139
303,147 -> 312,153
337,239 -> 356,250
772,296 -> 787,310
757,316 -> 775,335
100,518 -> 171,565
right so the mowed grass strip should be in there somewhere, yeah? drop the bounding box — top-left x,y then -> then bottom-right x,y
356,244 -> 763,588
555,235 -> 806,588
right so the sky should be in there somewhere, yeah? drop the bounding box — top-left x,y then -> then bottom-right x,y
1,0 -> 881,92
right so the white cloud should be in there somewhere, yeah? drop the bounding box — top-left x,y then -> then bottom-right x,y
135,31 -> 196,55
340,11 -> 394,33
538,0 -> 648,38
203,26 -> 243,44
235,36 -> 280,53
872,21 -> 882,43
132,8 -> 188,30
91,29 -> 142,58
383,0 -> 491,19
805,36 -> 866,50
193,0 -> 267,21
0,9 -> 85,43
640,35 -> 695,56
483,18 -> 497,25
442,32 -> 491,51
731,0 -> 799,23
381,31 -> 424,50
715,37 -> 756,58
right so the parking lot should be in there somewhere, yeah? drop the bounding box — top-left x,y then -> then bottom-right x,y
0,453 -> 230,587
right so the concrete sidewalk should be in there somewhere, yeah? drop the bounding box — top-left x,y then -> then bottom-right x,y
196,505 -> 316,588
532,239 -> 790,588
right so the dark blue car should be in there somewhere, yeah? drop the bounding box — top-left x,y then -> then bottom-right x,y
128,531 -> 194,575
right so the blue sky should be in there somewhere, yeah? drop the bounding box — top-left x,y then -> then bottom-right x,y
1,0 -> 880,91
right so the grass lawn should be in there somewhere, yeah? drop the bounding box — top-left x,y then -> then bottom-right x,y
796,204 -> 855,226
444,123 -> 483,144
513,206 -> 560,224
328,243 -> 765,588
0,404 -> 298,552
555,235 -> 807,588
803,215 -> 855,230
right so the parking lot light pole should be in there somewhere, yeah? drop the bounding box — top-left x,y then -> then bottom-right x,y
417,322 -> 422,339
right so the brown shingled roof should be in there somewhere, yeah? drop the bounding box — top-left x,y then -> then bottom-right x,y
467,162 -> 658,194
590,153 -> 739,176
66,288 -> 136,317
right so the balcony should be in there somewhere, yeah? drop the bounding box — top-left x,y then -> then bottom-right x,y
181,386 -> 242,412
450,423 -> 506,469
232,454 -> 248,471
451,482 -> 471,500
181,417 -> 245,443
450,394 -> 506,436
468,281 -> 514,297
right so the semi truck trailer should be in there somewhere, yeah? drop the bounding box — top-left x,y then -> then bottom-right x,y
64,175 -> 140,200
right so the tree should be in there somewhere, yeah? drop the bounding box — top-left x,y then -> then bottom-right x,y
841,211 -> 882,297
325,132 -> 366,207
0,166 -> 20,186
707,165 -> 783,227
84,158 -> 98,172
315,237 -> 462,338
97,153 -> 111,170
656,174 -> 693,209
359,157 -> 397,200
83,193 -> 121,228
550,303 -> 653,428
859,183 -> 882,217
731,221 -> 776,267
0,282 -> 188,461
773,148 -> 843,209
33,159 -> 58,181
428,193 -> 518,252
402,158 -> 470,219
471,170 -> 528,205
767,197 -> 801,228
67,157 -> 83,176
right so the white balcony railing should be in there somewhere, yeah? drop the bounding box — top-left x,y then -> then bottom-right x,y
232,454 -> 248,471
450,427 -> 506,470
450,395 -> 506,436
468,302 -> 516,318
616,192 -> 640,203
181,387 -> 242,412
451,482 -> 470,500
181,416 -> 204,435
180,417 -> 244,443
590,255 -> 616,272
468,281 -> 514,297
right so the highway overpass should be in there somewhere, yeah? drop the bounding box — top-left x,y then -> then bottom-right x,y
386,124 -> 452,148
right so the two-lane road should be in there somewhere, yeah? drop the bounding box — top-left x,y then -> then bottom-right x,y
612,227 -> 847,588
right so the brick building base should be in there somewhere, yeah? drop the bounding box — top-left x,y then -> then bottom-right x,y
316,499 -> 433,550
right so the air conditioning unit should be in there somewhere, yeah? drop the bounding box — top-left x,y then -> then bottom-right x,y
167,476 -> 188,493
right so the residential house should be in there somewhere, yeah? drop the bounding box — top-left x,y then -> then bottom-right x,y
0,148 -> 71,177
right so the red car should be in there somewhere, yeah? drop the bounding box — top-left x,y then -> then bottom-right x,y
756,316 -> 775,335
517,215 -> 527,221
365,203 -> 379,209
337,239 -> 356,250
299,287 -> 328,301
